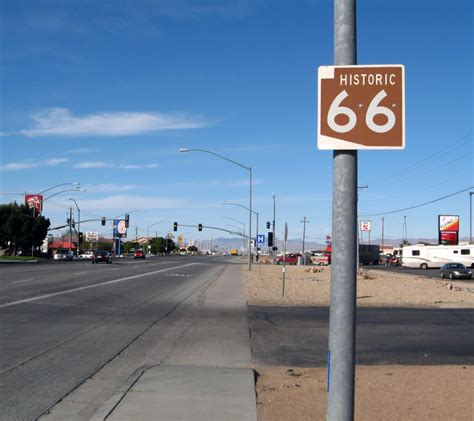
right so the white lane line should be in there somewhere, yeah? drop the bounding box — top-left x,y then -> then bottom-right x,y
12,278 -> 34,284
74,272 -> 88,275
0,262 -> 198,309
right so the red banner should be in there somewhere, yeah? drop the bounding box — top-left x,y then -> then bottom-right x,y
25,194 -> 43,213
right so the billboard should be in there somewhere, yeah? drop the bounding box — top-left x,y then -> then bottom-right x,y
438,215 -> 459,245
25,194 -> 43,213
113,219 -> 127,237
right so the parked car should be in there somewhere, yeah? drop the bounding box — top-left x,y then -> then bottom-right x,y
53,249 -> 74,261
276,253 -> 301,265
440,263 -> 472,280
92,250 -> 112,264
134,250 -> 145,259
79,250 -> 94,259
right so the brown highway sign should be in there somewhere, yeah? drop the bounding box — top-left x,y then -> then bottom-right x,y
318,65 -> 405,149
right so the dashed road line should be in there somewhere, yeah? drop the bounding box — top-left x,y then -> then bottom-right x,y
0,262 -> 198,309
12,278 -> 34,284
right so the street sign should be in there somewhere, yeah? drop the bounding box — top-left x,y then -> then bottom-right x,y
360,221 -> 371,231
25,194 -> 43,213
318,65 -> 405,149
85,232 -> 99,242
256,234 -> 265,245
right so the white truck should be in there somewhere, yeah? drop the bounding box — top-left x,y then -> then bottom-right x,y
401,244 -> 474,269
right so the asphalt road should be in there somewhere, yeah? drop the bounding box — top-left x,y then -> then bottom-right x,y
366,264 -> 442,279
0,255 -> 229,420
248,305 -> 474,367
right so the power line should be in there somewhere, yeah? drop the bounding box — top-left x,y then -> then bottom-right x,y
369,132 -> 472,187
360,186 -> 473,217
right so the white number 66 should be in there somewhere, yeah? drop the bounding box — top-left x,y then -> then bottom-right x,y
327,89 -> 396,134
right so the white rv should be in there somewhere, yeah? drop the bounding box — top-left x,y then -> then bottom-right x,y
401,244 -> 474,269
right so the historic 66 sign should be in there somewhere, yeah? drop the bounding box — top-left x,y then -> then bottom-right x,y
318,65 -> 405,150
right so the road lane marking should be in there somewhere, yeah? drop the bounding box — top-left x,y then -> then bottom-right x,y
0,262 -> 198,309
74,272 -> 88,275
12,278 -> 34,283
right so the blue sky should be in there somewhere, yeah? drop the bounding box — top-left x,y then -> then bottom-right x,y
0,0 -> 472,245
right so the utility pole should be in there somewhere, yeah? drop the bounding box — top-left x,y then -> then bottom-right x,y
69,207 -> 73,253
272,193 -> 276,264
403,215 -> 407,244
300,217 -> 310,265
381,216 -> 385,253
327,1 -> 357,420
470,192 -> 473,244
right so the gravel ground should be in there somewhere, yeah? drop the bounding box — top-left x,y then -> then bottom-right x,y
244,264 -> 474,308
244,264 -> 474,420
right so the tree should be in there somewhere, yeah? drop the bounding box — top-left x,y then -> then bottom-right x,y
149,237 -> 176,254
0,203 -> 50,254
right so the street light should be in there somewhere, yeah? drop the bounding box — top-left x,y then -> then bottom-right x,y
223,200 -> 259,260
39,182 -> 80,195
221,216 -> 246,255
180,147 -> 253,270
147,220 -> 167,253
69,198 -> 81,257
43,188 -> 85,202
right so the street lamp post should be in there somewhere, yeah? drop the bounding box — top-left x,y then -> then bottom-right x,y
469,192 -> 473,244
69,198 -> 81,257
179,147 -> 253,270
223,201 -> 259,259
221,216 -> 246,255
147,220 -> 167,254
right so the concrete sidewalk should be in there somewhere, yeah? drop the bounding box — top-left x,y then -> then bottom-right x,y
91,262 -> 257,421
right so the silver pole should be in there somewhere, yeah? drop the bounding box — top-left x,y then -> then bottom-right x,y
248,167 -> 252,270
327,0 -> 357,420
470,192 -> 473,244
272,193 -> 276,264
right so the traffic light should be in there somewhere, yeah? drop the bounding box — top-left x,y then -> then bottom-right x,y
101,217 -> 106,226
198,223 -> 203,231
173,222 -> 178,231
268,232 -> 274,247
78,232 -> 83,243
125,213 -> 130,228
266,221 -> 271,229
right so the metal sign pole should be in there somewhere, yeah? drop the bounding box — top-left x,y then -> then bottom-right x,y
327,0 -> 357,420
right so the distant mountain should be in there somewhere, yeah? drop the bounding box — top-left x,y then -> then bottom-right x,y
199,236 -> 471,253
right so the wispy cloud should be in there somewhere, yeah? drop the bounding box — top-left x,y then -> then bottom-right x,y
0,162 -> 39,171
86,183 -> 138,193
79,195 -> 188,211
20,107 -> 208,137
74,161 -> 112,169
0,157 -> 69,171
73,161 -> 159,170
45,158 -> 70,166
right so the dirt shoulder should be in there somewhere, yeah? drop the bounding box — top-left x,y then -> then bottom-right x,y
244,264 -> 474,420
244,265 -> 474,308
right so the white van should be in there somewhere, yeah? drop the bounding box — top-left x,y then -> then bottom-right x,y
401,244 -> 474,269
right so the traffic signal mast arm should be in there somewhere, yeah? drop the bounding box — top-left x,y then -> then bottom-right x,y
48,217 -> 112,231
173,223 -> 249,238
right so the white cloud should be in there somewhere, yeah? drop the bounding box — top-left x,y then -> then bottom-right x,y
86,183 -> 138,193
0,157 -> 70,171
20,107 -> 208,137
79,195 -> 188,211
118,163 -> 159,170
45,158 -> 70,166
74,161 -> 112,169
74,161 -> 159,170
0,162 -> 39,171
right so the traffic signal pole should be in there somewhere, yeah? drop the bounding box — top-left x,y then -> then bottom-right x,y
327,1 -> 358,420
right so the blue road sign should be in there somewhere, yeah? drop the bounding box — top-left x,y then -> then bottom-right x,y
257,234 -> 265,245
